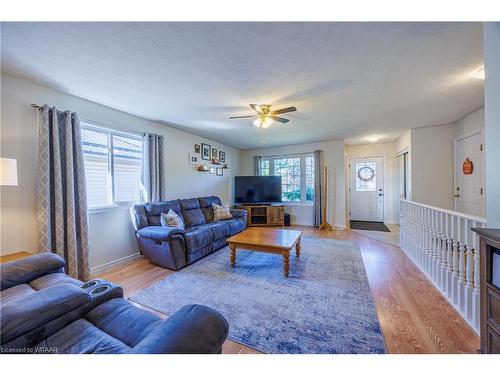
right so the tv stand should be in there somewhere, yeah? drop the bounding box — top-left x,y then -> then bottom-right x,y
234,204 -> 284,227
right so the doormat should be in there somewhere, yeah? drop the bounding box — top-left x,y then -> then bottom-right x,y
350,221 -> 390,232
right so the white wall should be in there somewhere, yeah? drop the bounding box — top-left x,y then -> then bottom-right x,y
0,72 -> 240,271
240,140 -> 345,228
345,142 -> 398,224
454,107 -> 484,139
410,124 -> 456,209
484,23 -> 500,227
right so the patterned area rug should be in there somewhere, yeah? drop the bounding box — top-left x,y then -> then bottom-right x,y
130,236 -> 386,354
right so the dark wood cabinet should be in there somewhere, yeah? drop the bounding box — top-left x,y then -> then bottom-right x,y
472,228 -> 500,354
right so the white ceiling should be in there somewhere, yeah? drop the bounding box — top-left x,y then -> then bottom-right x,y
1,22 -> 484,149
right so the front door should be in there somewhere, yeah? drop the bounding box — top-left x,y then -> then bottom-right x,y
349,157 -> 384,222
454,131 -> 485,217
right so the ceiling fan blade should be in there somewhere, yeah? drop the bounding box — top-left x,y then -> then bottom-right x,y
250,104 -> 263,114
270,116 -> 290,124
229,115 -> 255,119
271,106 -> 297,115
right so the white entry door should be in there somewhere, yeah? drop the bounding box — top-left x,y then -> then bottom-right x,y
454,131 -> 485,217
349,157 -> 384,222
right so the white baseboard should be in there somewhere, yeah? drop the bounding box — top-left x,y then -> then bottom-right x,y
90,252 -> 141,276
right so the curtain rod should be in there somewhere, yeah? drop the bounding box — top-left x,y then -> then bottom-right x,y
258,151 -> 317,158
30,103 -> 145,137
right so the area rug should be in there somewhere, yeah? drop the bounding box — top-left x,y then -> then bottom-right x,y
129,236 -> 386,354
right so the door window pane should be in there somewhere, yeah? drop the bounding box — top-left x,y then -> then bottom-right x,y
355,162 -> 376,192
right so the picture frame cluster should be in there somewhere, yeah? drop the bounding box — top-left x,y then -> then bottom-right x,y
191,142 -> 227,176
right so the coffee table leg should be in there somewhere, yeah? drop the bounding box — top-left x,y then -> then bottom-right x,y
296,238 -> 301,257
230,244 -> 236,267
283,249 -> 290,278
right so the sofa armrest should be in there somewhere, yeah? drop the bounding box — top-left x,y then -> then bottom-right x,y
230,208 -> 247,219
130,304 -> 229,354
1,253 -> 66,291
0,284 -> 90,344
137,226 -> 185,241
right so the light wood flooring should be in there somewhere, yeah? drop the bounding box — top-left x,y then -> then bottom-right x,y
1,228 -> 479,354
97,226 -> 480,354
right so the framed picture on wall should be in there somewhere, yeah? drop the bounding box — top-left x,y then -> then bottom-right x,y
216,167 -> 223,176
212,147 -> 218,158
201,143 -> 211,160
189,153 -> 199,164
209,167 -> 216,174
194,144 -> 201,154
219,151 -> 226,163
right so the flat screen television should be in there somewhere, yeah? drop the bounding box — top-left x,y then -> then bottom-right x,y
234,176 -> 282,204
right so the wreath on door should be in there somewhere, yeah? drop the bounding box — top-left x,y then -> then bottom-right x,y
357,165 -> 375,182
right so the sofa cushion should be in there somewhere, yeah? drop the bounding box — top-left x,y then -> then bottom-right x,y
183,227 -> 214,252
198,196 -> 222,222
35,318 -> 130,354
203,222 -> 230,240
29,273 -> 83,290
224,218 -> 246,236
144,200 -> 181,226
85,298 -> 163,348
0,284 -> 36,305
179,198 -> 206,228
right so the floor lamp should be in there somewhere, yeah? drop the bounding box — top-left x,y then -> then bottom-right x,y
319,165 -> 333,231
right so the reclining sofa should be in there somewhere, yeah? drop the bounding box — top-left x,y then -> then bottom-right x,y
131,196 -> 247,270
0,253 -> 229,354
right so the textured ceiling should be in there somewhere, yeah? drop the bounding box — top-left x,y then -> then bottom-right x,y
1,22 -> 484,149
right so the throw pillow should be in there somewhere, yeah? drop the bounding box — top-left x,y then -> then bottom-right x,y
160,209 -> 185,230
212,203 -> 233,221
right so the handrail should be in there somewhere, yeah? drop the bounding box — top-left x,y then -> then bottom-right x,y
400,199 -> 486,223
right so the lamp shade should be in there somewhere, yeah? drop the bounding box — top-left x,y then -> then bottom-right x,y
0,158 -> 18,186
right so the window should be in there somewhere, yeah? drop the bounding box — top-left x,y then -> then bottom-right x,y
260,154 -> 315,203
81,123 -> 143,208
355,161 -> 377,192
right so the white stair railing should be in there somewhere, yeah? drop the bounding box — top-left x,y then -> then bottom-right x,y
400,199 -> 486,333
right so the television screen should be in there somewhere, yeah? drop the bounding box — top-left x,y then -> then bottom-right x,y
234,176 -> 282,204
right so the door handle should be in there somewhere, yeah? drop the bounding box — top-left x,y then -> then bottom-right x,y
454,193 -> 460,198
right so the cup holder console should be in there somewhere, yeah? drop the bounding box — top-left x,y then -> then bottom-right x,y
90,285 -> 111,295
81,280 -> 99,289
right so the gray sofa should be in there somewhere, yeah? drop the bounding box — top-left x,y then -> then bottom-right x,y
0,253 -> 229,354
131,196 -> 247,270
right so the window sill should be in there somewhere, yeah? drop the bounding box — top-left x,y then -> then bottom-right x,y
87,203 -> 133,215
282,202 -> 314,208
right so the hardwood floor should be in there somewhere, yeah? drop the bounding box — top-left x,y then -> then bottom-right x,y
2,228 -> 478,353
0,251 -> 32,263
97,226 -> 480,354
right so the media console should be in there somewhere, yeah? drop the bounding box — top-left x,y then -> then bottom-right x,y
233,204 -> 284,227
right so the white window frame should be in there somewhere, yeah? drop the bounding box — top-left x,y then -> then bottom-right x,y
261,153 -> 314,206
81,121 -> 143,212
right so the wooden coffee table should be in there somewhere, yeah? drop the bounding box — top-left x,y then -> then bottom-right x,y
226,227 -> 303,278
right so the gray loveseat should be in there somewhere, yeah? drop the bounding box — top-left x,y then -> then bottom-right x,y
131,196 -> 247,270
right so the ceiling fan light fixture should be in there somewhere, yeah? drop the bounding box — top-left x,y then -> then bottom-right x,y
253,116 -> 274,128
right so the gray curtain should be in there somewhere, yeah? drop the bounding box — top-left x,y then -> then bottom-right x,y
313,150 -> 323,227
37,105 -> 90,280
254,155 -> 262,176
141,132 -> 166,202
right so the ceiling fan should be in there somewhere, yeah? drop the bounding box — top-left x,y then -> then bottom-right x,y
229,104 -> 297,144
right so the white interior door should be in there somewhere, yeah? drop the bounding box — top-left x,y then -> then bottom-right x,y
454,131 -> 485,217
349,157 -> 384,222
